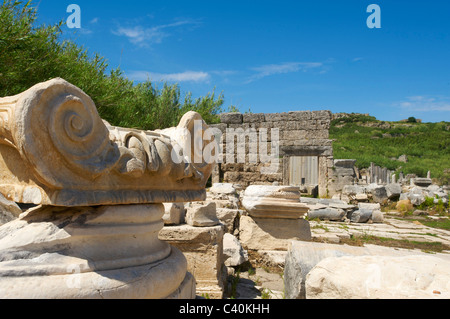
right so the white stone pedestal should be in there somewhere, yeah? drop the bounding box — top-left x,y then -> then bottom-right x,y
0,204 -> 195,299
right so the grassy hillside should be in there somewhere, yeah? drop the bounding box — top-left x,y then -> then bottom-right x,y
330,114 -> 450,184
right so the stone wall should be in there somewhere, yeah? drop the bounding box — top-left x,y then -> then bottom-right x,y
210,111 -> 334,197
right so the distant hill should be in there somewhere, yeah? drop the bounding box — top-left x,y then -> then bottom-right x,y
329,113 -> 450,185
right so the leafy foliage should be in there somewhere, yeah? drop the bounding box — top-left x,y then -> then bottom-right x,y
0,0 -> 226,130
330,114 -> 450,183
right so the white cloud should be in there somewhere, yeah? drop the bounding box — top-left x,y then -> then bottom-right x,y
112,19 -> 199,47
395,95 -> 450,112
90,17 -> 99,24
127,70 -> 210,83
246,62 -> 324,83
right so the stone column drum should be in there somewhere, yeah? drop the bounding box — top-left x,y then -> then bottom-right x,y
0,79 -> 217,298
240,185 -> 311,251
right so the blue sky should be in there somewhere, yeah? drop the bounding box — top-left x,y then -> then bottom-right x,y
35,0 -> 450,122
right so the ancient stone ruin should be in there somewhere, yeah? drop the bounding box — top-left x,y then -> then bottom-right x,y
210,111 -> 334,198
0,78 -> 215,298
0,79 -> 449,300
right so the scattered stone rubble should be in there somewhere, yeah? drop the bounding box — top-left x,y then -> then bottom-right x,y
338,179 -> 448,209
1,178 -> 449,299
301,197 -> 384,224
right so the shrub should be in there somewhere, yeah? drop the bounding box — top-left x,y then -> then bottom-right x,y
396,200 -> 413,214
0,0 -> 227,130
418,196 -> 435,210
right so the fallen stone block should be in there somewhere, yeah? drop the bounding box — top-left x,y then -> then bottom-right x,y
371,186 -> 388,203
209,183 -> 237,195
223,233 -> 248,267
284,241 -> 450,299
306,254 -> 450,299
371,210 -> 384,223
239,215 -> 311,251
307,208 -> 346,221
215,208 -> 241,233
162,202 -> 185,225
355,193 -> 369,202
257,250 -> 288,267
350,209 -> 373,223
242,185 -> 308,219
185,202 -> 220,227
342,184 -> 365,195
300,197 -> 320,205
413,178 -> 432,187
385,183 -> 402,200
408,187 -> 426,206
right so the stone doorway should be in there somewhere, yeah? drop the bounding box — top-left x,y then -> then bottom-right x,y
289,156 -> 319,192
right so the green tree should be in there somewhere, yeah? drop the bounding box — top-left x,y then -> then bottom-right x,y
0,0 -> 227,129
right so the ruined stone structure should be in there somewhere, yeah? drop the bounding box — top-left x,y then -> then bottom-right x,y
240,185 -> 311,251
0,78 -> 215,298
210,111 -> 334,198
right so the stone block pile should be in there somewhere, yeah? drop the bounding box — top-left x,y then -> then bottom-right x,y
338,179 -> 448,208
301,197 -> 384,224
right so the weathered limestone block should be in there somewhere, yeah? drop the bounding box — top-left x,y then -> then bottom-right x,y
308,208 -> 346,221
240,185 -> 311,250
159,224 -> 225,299
0,78 -> 214,206
0,193 -> 22,225
205,184 -> 240,233
385,183 -> 402,199
242,185 -> 309,219
334,159 -> 356,169
219,112 -> 243,124
207,182 -> 240,209
209,183 -> 237,196
239,215 -> 311,250
349,209 -> 373,223
413,178 -> 433,187
291,111 -> 313,120
342,185 -> 365,196
284,240 -> 450,299
163,202 -> 185,225
264,112 -> 290,122
407,186 -> 427,206
306,255 -> 450,299
0,204 -> 195,299
371,210 -> 384,223
355,193 -> 369,201
311,110 -> 332,120
223,233 -> 248,267
371,186 -> 388,203
185,202 -> 220,227
215,208 -> 241,234
209,123 -> 227,133
358,202 -> 381,210
242,113 -> 265,123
